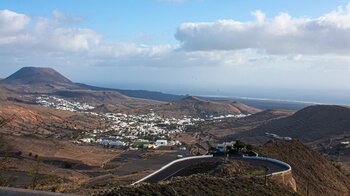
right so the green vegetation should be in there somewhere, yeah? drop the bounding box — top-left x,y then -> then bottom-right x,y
246,168 -> 266,175
28,156 -> 41,189
0,116 -> 12,186
233,140 -> 246,152
0,155 -> 11,186
131,141 -> 149,148
27,156 -> 64,190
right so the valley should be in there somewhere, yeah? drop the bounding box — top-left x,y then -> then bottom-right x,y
1,67 -> 350,195
3,1 -> 350,195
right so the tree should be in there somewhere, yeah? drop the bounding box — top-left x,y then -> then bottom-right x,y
0,115 -> 15,186
0,155 -> 10,186
234,140 -> 246,152
246,144 -> 254,151
29,156 -> 41,190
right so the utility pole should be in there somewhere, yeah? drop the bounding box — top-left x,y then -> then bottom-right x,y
306,166 -> 311,196
264,166 -> 268,186
306,179 -> 310,196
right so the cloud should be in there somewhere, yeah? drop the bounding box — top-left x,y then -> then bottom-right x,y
176,4 -> 350,55
3,7 -> 350,97
0,9 -> 176,68
0,9 -> 30,34
2,5 -> 350,72
0,9 -> 256,69
0,10 -> 101,52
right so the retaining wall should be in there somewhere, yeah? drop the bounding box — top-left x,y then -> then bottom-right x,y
133,154 -> 297,192
242,155 -> 297,192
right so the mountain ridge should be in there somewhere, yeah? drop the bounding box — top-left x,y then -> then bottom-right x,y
0,67 -> 312,110
0,67 -> 73,85
229,105 -> 350,145
143,95 -> 262,118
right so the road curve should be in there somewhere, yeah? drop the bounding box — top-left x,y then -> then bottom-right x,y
138,155 -> 290,184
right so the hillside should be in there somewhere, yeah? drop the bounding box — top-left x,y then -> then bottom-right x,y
232,105 -> 350,145
76,83 -> 185,102
0,67 -> 183,102
0,67 -> 80,93
0,102 -> 110,137
196,109 -> 295,139
229,97 -> 312,110
53,90 -> 162,107
1,67 -> 73,85
96,174 -> 295,196
0,86 -> 9,101
0,67 -> 162,109
90,103 -> 130,114
145,96 -> 261,118
258,140 -> 350,196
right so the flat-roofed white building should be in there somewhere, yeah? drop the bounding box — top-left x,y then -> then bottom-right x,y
155,140 -> 168,147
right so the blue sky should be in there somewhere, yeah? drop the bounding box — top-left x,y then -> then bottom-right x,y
2,0 -> 347,43
1,0 -> 350,104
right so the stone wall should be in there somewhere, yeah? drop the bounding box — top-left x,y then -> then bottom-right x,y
269,170 -> 297,192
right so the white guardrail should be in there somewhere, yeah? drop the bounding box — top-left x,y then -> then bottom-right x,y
132,155 -> 213,185
242,155 -> 292,176
132,154 -> 291,185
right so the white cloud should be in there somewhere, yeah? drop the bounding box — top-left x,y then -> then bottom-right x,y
2,7 -> 350,99
0,10 -> 101,52
176,4 -> 350,55
2,6 -> 350,71
0,9 -> 30,34
0,9 -> 176,68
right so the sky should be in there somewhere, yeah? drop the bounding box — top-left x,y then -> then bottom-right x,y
1,0 -> 350,104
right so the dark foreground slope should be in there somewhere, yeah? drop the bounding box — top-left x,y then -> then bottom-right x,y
258,140 -> 350,196
95,174 -> 295,196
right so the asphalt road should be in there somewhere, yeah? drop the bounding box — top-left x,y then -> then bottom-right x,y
112,150 -> 191,176
0,187 -> 74,196
142,156 -> 289,183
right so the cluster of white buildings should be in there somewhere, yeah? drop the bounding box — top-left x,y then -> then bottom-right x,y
75,112 -> 190,149
35,95 -> 252,150
35,95 -> 95,112
104,112 -> 193,135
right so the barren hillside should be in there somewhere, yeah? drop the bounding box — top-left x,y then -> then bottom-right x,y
145,96 -> 261,118
232,105 -> 350,145
258,140 -> 350,196
95,174 -> 295,196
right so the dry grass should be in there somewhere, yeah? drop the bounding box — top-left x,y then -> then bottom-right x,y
4,135 -> 120,166
258,140 -> 350,196
95,174 -> 297,196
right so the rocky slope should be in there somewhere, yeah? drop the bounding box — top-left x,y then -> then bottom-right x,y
95,174 -> 296,196
232,105 -> 350,145
197,109 -> 295,138
258,140 -> 350,196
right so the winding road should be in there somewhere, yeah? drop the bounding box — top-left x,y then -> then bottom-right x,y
135,155 -> 290,184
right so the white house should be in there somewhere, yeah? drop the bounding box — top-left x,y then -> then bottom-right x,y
155,140 -> 168,147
